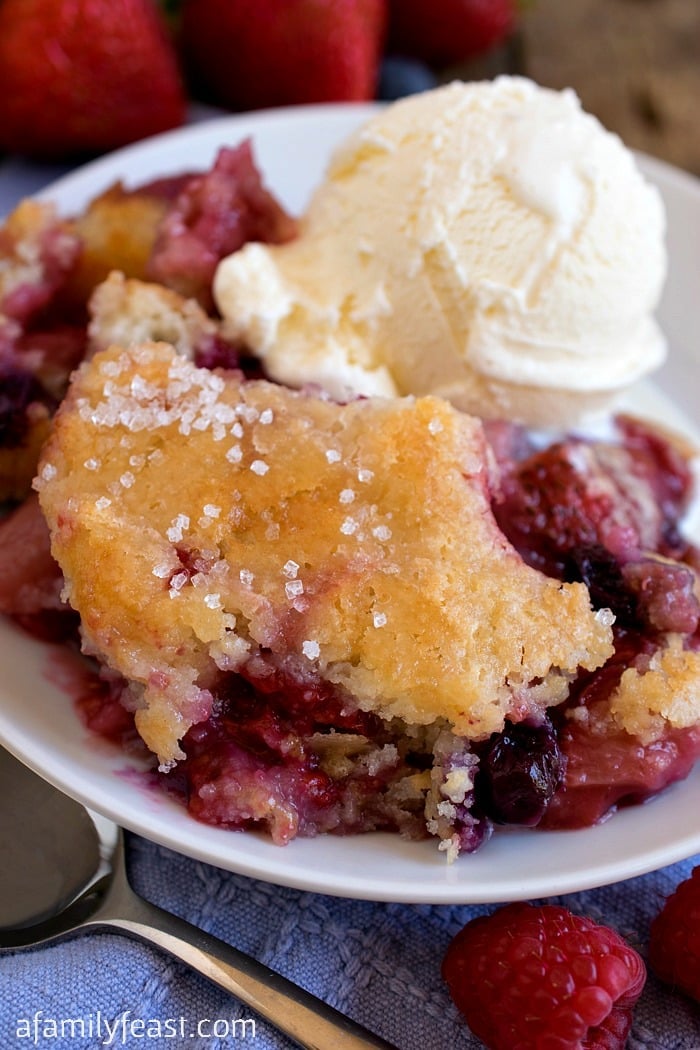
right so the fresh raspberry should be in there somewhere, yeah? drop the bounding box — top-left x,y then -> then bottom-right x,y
442,902 -> 646,1050
649,865 -> 700,1001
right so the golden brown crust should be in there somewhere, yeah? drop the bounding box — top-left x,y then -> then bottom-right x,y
609,635 -> 700,743
64,184 -> 168,306
0,200 -> 62,305
37,342 -> 613,765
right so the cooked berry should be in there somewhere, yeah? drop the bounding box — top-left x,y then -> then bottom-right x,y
622,556 -> 699,634
544,632 -> 700,829
174,673 -> 420,844
147,141 -> 297,311
617,415 -> 693,541
0,494 -> 76,639
545,716 -> 700,830
453,814 -> 491,854
565,547 -> 700,635
476,718 -> 563,826
442,902 -> 646,1050
0,367 -> 46,447
193,335 -> 243,373
565,545 -> 640,628
494,422 -> 695,579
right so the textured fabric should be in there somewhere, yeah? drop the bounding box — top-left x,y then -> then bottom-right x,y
3,835 -> 700,1049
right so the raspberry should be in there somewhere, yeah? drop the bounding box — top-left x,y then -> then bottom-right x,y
649,865 -> 700,1001
442,902 -> 646,1050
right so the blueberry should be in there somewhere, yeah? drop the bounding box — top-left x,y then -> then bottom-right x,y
378,56 -> 438,101
0,368 -> 45,448
476,719 -> 564,826
565,544 -> 640,628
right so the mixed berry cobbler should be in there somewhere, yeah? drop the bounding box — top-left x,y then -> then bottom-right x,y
1,141 -> 699,859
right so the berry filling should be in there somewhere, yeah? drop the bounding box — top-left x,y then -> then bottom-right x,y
0,367 -> 49,448
544,628 -> 700,829
0,209 -> 81,325
474,717 -> 563,827
146,140 -> 298,311
491,421 -> 700,830
1,146 -> 699,857
14,402 -> 699,852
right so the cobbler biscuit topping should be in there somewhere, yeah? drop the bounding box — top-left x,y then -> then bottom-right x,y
37,341 -> 613,767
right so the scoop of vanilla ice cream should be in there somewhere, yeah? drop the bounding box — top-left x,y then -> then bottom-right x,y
214,77 -> 668,426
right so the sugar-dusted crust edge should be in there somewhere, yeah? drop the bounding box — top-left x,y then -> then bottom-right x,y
609,635 -> 700,743
37,341 -> 614,765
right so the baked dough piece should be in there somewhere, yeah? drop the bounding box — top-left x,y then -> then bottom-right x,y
37,342 -> 613,766
87,271 -> 218,359
609,636 -> 700,744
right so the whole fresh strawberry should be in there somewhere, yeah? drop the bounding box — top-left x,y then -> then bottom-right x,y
649,865 -> 700,1001
387,0 -> 516,67
180,0 -> 386,111
442,902 -> 646,1049
0,0 -> 186,159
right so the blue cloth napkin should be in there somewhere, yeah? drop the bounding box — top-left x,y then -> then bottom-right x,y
3,837 -> 700,1049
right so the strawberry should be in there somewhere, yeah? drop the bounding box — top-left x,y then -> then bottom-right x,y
180,0 -> 387,111
649,865 -> 700,1002
0,0 -> 186,159
387,0 -> 516,67
443,902 -> 647,1050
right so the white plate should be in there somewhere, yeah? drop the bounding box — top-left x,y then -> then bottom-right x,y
1,104 -> 699,905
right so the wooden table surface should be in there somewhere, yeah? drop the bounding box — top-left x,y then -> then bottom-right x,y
520,0 -> 700,177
